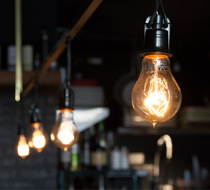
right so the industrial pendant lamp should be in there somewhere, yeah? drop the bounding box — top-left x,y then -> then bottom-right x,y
28,105 -> 48,153
28,82 -> 48,152
132,0 -> 182,127
50,39 -> 79,151
16,100 -> 30,158
17,124 -> 30,158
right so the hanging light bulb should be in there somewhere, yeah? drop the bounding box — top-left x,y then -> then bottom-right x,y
51,39 -> 79,151
51,107 -> 79,151
17,125 -> 30,158
28,104 -> 48,152
132,0 -> 182,127
29,122 -> 47,152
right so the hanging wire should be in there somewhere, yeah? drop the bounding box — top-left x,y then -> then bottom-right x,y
16,99 -> 26,136
66,38 -> 71,85
34,81 -> 39,106
147,0 -> 168,28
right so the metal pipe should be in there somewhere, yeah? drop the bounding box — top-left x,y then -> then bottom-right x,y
15,0 -> 23,102
153,134 -> 173,189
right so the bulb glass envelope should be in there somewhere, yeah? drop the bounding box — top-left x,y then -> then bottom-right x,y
17,134 -> 30,158
28,122 -> 48,152
132,54 -> 181,125
51,109 -> 79,151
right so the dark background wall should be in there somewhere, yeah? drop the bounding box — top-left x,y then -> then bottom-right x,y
0,0 -> 210,189
0,89 -> 58,189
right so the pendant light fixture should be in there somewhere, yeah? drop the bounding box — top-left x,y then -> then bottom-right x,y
50,39 -> 79,151
28,102 -> 48,152
28,80 -> 48,152
17,124 -> 30,158
132,0 -> 182,127
16,100 -> 30,158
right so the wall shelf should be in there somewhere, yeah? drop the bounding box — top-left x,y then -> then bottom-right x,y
0,70 -> 61,87
117,126 -> 210,136
59,169 -> 149,190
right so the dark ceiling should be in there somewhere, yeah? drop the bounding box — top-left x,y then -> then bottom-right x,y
0,0 -> 210,108
60,0 -> 210,107
1,0 -> 210,52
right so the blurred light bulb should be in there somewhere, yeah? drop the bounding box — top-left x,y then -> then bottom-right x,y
132,54 -> 182,127
29,122 -> 47,152
51,109 -> 79,151
57,126 -> 74,145
17,134 -> 30,158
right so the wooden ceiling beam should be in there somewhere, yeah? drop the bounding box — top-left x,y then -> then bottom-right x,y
21,0 -> 103,98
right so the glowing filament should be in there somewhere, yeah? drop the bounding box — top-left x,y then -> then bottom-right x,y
57,124 -> 74,145
32,130 -> 46,149
144,60 -> 170,117
51,133 -> 55,141
17,135 -> 30,158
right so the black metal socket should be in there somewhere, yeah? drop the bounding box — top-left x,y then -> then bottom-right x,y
18,124 -> 25,135
58,84 -> 74,110
140,15 -> 172,57
30,104 -> 41,124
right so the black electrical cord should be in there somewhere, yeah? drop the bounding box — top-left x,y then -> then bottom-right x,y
66,38 -> 71,86
147,0 -> 168,28
58,38 -> 74,110
159,0 -> 168,27
34,81 -> 39,106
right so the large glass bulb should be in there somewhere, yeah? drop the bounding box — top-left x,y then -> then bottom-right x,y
132,54 -> 182,127
28,122 -> 47,152
50,109 -> 79,151
17,134 -> 30,158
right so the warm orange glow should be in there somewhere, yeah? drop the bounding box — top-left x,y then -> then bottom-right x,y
144,56 -> 169,123
145,54 -> 167,59
32,130 -> 46,151
60,109 -> 73,113
30,122 -> 47,152
17,134 -> 30,158
132,54 -> 182,127
51,109 -> 79,150
57,109 -> 75,145
50,133 -> 55,141
57,123 -> 74,145
31,122 -> 41,128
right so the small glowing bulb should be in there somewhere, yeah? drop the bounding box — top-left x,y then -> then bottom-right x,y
17,134 -> 30,158
57,126 -> 74,145
30,122 -> 47,152
50,133 -> 55,141
51,109 -> 79,151
32,131 -> 46,151
132,54 -> 182,127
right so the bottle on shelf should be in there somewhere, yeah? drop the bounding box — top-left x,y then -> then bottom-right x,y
106,130 -> 114,168
90,121 -> 108,170
83,129 -> 91,169
120,146 -> 129,169
60,149 -> 71,170
110,146 -> 121,170
70,143 -> 81,172
7,45 -> 16,71
23,44 -> 33,71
